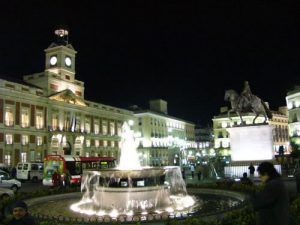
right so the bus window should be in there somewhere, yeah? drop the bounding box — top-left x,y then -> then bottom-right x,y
75,162 -> 81,175
65,161 -> 76,175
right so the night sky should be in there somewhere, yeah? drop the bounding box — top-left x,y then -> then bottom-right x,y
0,1 -> 299,126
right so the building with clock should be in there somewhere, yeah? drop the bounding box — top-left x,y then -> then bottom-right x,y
0,28 -> 133,166
0,28 -> 196,167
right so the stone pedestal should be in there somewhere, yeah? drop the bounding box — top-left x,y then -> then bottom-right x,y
224,124 -> 276,178
227,124 -> 274,161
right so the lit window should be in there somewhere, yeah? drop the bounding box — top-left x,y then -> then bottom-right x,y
64,112 -> 71,131
36,111 -> 44,129
21,153 -> 27,162
102,120 -> 108,135
21,108 -> 29,128
110,121 -> 115,136
111,141 -> 115,147
75,115 -> 81,131
117,123 -> 122,136
85,118 -> 91,133
103,140 -> 107,147
4,154 -> 11,165
86,139 -> 91,147
5,106 -> 14,126
95,140 -> 99,147
22,135 -> 29,145
5,134 -> 13,144
52,113 -> 59,130
94,121 -> 99,134
51,137 -> 59,147
37,136 -> 43,146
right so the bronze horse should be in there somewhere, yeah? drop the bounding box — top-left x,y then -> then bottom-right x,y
224,89 -> 272,124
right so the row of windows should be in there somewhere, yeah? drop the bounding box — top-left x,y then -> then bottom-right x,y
4,134 -> 44,146
5,106 -> 44,129
4,106 -> 123,135
149,118 -> 185,129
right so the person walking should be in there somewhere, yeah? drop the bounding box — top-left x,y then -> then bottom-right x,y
250,162 -> 289,225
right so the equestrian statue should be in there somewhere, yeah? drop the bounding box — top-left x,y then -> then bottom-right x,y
224,81 -> 272,124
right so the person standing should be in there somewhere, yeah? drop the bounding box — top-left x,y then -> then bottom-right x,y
64,169 -> 71,187
52,169 -> 60,188
250,162 -> 289,225
190,164 -> 195,179
10,167 -> 17,179
7,200 -> 37,225
196,164 -> 203,181
248,163 -> 255,178
240,172 -> 253,186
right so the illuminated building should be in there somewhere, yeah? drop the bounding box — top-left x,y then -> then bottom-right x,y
130,99 -> 196,166
0,28 -> 196,167
0,28 -> 133,166
286,86 -> 300,148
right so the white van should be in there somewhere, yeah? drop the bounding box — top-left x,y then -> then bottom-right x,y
16,162 -> 43,182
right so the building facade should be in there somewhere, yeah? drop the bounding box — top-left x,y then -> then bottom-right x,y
0,29 -> 133,166
132,99 -> 196,166
0,29 -> 197,168
286,86 -> 300,149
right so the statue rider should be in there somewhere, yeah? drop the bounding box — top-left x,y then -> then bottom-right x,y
240,81 -> 253,108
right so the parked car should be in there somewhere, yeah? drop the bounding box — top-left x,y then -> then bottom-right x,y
16,162 -> 43,182
0,169 -> 21,192
0,187 -> 14,201
0,163 -> 10,173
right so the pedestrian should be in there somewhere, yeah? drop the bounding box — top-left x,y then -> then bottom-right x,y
181,167 -> 186,179
7,200 -> 37,225
248,163 -> 255,178
250,161 -> 289,225
190,164 -> 195,179
196,164 -> 203,181
10,167 -> 17,179
64,169 -> 71,188
52,169 -> 60,188
240,172 -> 253,186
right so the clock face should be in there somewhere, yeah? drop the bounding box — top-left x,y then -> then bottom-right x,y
65,57 -> 72,67
50,56 -> 57,66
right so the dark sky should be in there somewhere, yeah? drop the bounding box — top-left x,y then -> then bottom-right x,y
0,1 -> 299,126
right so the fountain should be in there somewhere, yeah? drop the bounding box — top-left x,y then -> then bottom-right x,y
70,122 -> 196,218
26,121 -> 246,223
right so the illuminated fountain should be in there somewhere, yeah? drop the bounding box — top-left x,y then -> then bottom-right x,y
70,122 -> 195,218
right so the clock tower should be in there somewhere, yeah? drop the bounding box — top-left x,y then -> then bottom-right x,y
23,27 -> 85,97
45,28 -> 77,78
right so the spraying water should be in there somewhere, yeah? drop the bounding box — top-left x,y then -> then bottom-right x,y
70,121 -> 196,218
117,122 -> 141,170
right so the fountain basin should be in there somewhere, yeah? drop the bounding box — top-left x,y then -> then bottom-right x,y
79,166 -> 188,212
91,186 -> 171,210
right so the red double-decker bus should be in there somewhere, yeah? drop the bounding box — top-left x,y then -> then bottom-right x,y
42,155 -> 116,186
